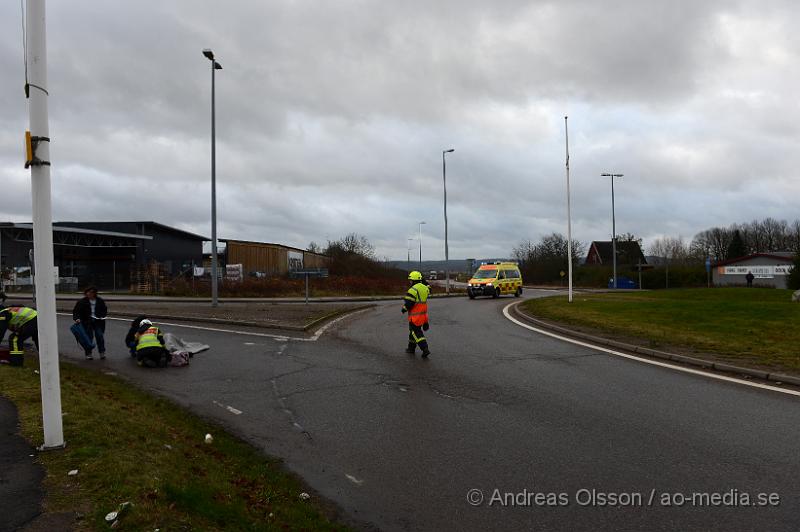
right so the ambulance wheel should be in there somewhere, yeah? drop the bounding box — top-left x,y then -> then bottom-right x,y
468,292 -> 475,300
514,288 -> 522,297
492,287 -> 500,298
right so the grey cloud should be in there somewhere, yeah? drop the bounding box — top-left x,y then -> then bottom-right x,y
2,0 -> 800,261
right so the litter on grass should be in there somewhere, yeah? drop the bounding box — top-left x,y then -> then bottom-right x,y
105,501 -> 132,524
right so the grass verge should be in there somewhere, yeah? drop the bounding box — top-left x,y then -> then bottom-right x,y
521,288 -> 800,374
0,356 -> 349,531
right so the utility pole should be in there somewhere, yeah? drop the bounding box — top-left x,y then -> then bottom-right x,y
637,259 -> 643,289
418,221 -> 425,265
601,173 -> 623,289
442,148 -> 454,295
565,116 -> 573,303
25,0 -> 64,449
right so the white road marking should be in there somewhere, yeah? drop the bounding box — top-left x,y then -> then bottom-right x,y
212,400 -> 243,415
243,342 -> 256,346
503,302 -> 800,398
346,474 -> 364,485
56,308 -> 371,342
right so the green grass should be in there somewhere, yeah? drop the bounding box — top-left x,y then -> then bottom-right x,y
521,288 -> 800,373
0,358 -> 349,531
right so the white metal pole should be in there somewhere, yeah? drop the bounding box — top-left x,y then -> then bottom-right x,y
26,0 -> 64,449
565,116 -> 573,303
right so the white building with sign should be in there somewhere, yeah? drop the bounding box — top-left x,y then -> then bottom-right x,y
712,252 -> 795,288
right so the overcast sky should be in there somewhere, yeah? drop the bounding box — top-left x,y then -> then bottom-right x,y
2,1 -> 799,260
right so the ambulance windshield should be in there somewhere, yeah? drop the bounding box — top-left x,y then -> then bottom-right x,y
473,269 -> 498,279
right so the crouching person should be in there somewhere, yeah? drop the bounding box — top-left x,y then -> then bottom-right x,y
134,319 -> 170,368
125,315 -> 147,357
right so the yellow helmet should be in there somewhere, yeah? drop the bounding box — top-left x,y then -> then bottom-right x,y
408,271 -> 423,281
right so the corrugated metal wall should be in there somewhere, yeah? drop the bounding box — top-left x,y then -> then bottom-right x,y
226,240 -> 328,276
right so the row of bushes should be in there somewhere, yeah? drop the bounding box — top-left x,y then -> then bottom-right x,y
527,265 -> 710,289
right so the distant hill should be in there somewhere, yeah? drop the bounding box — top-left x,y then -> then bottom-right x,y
385,259 -> 513,273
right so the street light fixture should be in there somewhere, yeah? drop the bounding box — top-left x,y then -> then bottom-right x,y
601,172 -> 624,289
203,48 -> 223,307
407,237 -> 413,265
418,221 -> 426,265
442,148 -> 454,294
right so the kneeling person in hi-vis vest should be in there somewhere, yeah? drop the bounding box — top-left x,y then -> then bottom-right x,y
134,319 -> 169,368
402,271 -> 431,357
0,306 -> 39,360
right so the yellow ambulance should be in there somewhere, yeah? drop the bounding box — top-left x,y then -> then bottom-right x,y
467,262 -> 523,299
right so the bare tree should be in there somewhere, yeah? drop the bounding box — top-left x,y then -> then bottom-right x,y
649,236 -> 692,265
327,233 -> 376,259
788,220 -> 800,253
692,227 -> 732,261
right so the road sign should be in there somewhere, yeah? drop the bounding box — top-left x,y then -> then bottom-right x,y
289,269 -> 329,279
289,269 -> 329,303
705,257 -> 711,273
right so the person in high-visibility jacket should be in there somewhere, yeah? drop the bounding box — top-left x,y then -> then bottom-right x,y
134,319 -> 169,367
402,271 -> 431,357
0,306 -> 39,357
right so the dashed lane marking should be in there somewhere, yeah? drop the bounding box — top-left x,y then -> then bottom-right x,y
212,400 -> 244,415
346,474 -> 364,486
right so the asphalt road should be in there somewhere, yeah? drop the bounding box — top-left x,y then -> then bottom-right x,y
55,291 -> 800,531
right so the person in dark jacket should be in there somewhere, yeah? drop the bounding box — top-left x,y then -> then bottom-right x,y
72,286 -> 108,360
125,315 -> 148,357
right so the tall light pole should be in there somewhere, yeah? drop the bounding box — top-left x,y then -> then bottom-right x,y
407,237 -> 413,266
203,49 -> 222,307
442,148 -> 454,294
25,0 -> 64,449
564,117 -> 573,303
418,221 -> 426,265
601,172 -> 623,289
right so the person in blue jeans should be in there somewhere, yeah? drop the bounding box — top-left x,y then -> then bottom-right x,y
72,286 -> 107,360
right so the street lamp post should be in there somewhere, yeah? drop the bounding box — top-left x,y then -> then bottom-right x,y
601,172 -> 623,289
418,221 -> 426,265
442,148 -> 454,294
407,237 -> 413,266
203,49 -> 223,307
564,117 -> 573,303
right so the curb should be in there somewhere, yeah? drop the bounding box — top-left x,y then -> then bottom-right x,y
509,302 -> 800,388
16,293 -> 464,303
99,305 -> 376,333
